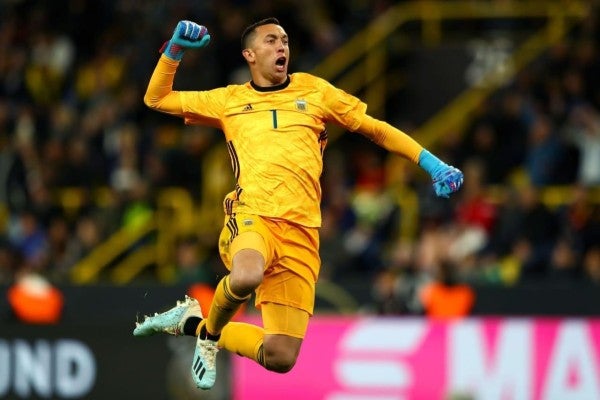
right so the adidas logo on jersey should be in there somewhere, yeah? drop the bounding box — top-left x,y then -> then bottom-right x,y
243,104 -> 253,111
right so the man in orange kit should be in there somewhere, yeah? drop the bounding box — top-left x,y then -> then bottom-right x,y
134,17 -> 463,390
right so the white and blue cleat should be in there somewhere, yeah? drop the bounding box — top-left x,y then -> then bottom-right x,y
133,295 -> 202,337
133,295 -> 218,389
191,334 -> 219,390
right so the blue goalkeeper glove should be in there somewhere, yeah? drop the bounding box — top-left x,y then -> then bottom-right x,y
418,149 -> 464,198
160,20 -> 211,61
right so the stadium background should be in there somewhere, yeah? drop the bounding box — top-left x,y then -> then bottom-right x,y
1,0 -> 599,399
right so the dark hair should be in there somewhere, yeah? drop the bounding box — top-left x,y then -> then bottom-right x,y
241,17 -> 280,50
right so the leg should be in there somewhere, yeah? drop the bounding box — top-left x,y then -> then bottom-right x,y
229,247 -> 266,295
204,244 -> 265,337
209,302 -> 307,373
259,302 -> 309,373
192,223 -> 271,389
262,334 -> 302,373
245,220 -> 318,373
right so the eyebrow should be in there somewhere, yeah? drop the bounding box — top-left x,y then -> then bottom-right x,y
264,33 -> 288,40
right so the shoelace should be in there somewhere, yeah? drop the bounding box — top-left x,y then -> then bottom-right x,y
199,340 -> 219,369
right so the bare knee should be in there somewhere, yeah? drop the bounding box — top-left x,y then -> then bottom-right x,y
262,334 -> 302,373
263,347 -> 298,373
230,249 -> 265,296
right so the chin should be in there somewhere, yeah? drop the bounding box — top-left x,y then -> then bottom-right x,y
272,71 -> 287,80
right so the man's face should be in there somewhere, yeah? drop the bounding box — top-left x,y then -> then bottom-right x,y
244,23 -> 289,85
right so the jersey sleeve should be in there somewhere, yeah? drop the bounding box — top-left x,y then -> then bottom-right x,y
179,87 -> 231,129
143,55 -> 184,116
144,55 -> 228,129
357,114 -> 423,163
319,78 -> 367,131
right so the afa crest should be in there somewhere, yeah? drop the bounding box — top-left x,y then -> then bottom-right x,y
295,99 -> 307,112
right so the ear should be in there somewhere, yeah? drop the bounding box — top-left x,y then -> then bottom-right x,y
242,49 -> 254,63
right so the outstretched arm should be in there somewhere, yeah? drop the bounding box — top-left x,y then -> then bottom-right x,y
358,114 -> 463,198
143,21 -> 211,116
143,56 -> 184,115
357,114 -> 423,162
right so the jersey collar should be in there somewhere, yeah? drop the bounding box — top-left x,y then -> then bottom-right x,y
250,75 -> 291,92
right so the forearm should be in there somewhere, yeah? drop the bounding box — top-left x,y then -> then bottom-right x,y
357,114 -> 423,163
143,54 -> 184,115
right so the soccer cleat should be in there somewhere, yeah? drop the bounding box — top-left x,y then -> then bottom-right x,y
191,334 -> 219,389
133,295 -> 202,337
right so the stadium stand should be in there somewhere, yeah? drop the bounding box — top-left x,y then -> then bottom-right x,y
0,0 -> 598,317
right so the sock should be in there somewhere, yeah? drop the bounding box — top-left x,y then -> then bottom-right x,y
216,322 -> 266,367
205,275 -> 250,336
198,322 -> 221,341
183,316 -> 201,336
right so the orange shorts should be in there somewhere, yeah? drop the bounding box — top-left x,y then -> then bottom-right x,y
218,213 -> 320,320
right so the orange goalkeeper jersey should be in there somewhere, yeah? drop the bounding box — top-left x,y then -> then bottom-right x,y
179,72 -> 367,227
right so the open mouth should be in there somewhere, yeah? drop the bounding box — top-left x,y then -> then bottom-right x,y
275,57 -> 286,71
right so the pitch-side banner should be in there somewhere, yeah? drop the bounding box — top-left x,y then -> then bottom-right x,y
233,317 -> 600,400
0,323 -> 175,399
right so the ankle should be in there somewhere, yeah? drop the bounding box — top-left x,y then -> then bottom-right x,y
200,324 -> 221,341
183,316 -> 202,336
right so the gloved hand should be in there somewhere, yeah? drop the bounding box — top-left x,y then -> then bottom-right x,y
161,20 -> 211,61
418,149 -> 464,198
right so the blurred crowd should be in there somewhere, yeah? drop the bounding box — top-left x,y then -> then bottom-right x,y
0,0 -> 599,316
324,1 -> 600,314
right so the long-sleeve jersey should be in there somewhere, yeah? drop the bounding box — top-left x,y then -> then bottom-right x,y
145,55 -> 424,227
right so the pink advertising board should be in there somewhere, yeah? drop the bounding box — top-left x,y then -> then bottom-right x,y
233,316 -> 600,400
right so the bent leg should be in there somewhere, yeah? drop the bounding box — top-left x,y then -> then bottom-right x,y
262,334 -> 303,373
206,231 -> 267,336
204,274 -> 250,337
261,302 -> 309,372
209,302 -> 309,372
215,322 -> 266,364
212,323 -> 303,373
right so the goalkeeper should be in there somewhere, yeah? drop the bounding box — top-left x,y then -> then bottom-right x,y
134,18 -> 463,390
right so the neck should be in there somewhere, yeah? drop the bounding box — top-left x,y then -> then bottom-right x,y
250,71 -> 288,87
250,75 -> 290,92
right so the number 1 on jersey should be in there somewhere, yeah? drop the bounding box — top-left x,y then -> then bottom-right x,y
271,109 -> 278,129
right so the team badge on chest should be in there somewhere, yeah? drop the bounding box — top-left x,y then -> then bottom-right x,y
295,99 -> 307,112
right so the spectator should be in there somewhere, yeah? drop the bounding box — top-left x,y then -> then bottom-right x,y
418,260 -> 475,319
7,209 -> 48,271
25,28 -> 75,106
45,215 -> 80,281
343,148 -> 395,275
563,104 -> 600,185
175,234 -> 214,285
492,182 -> 559,280
546,236 -> 583,284
459,121 -> 508,184
0,238 -> 20,284
557,184 -> 600,253
491,90 -> 529,174
582,246 -> 600,285
525,113 -> 564,186
371,241 -> 425,315
451,158 -> 498,259
68,215 -> 103,264
7,271 -> 64,324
